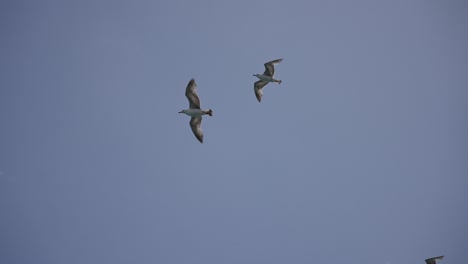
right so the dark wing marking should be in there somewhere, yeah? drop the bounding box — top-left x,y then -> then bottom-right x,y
185,78 -> 201,109
425,256 -> 444,264
263,58 -> 283,77
254,80 -> 269,102
189,116 -> 203,143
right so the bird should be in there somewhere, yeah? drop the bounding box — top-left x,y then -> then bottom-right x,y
425,256 -> 444,264
178,78 -> 213,143
253,58 -> 283,102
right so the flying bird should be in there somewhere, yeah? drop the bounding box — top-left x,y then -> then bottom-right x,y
425,256 -> 444,264
253,58 -> 283,102
178,78 -> 213,143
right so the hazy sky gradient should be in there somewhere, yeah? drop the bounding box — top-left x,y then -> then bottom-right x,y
1,1 -> 467,264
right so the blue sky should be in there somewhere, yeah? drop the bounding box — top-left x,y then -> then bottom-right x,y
1,0 -> 467,263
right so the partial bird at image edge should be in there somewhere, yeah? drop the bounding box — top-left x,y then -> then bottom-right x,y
425,255 -> 444,264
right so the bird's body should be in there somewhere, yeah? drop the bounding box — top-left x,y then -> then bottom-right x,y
425,256 -> 444,264
179,108 -> 212,117
253,74 -> 281,83
253,58 -> 283,102
179,78 -> 212,143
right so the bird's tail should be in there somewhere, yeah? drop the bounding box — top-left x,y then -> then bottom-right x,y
278,80 -> 282,84
207,109 -> 213,116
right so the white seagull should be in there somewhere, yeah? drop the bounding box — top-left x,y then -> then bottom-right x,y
253,58 -> 283,102
178,78 -> 213,143
425,256 -> 444,264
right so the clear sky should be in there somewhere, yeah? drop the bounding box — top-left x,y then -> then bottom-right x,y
1,1 -> 467,263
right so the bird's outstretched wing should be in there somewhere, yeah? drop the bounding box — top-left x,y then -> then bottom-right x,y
189,116 -> 203,143
254,80 -> 269,102
185,78 -> 201,109
263,58 -> 283,77
425,256 -> 444,264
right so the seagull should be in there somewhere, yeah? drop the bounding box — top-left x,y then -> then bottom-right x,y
425,256 -> 444,264
178,78 -> 213,143
253,58 -> 283,102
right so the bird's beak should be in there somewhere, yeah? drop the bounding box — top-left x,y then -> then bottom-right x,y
178,110 -> 183,113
